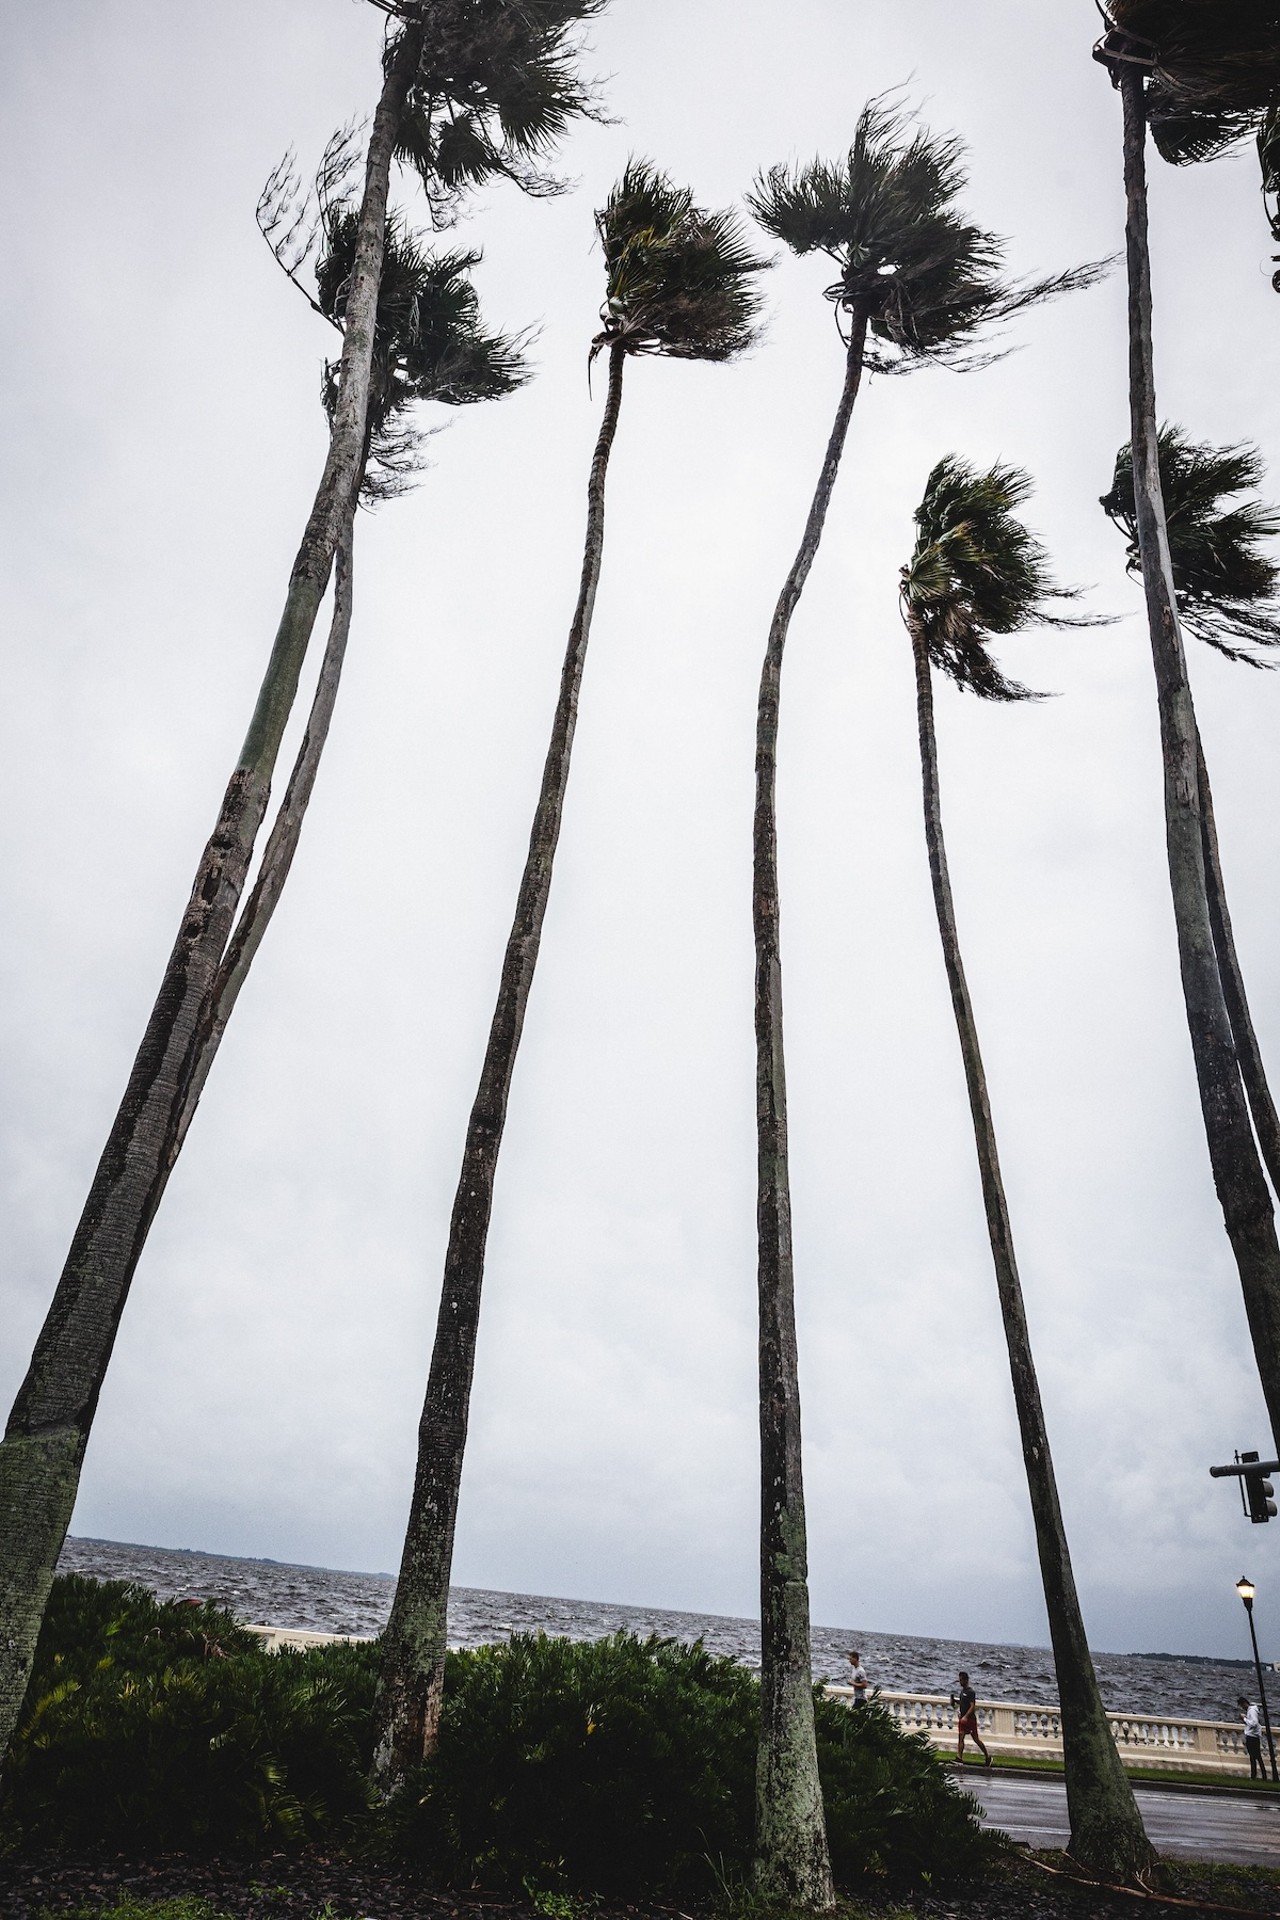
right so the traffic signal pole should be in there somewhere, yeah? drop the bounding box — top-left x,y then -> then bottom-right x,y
1209,1453 -> 1279,1523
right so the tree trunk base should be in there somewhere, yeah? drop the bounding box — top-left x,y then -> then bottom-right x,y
0,1423 -> 84,1772
1067,1805 -> 1160,1887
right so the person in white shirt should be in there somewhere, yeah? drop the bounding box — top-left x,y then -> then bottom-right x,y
1239,1695 -> 1265,1778
846,1649 -> 869,1706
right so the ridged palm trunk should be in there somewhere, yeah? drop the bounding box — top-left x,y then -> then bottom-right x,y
752,316 -> 867,1910
908,614 -> 1155,1883
1195,726 -> 1280,1198
0,31 -> 421,1772
370,341 -> 628,1791
1118,65 -> 1280,1449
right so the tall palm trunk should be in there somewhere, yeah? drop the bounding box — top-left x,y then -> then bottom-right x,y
1118,65 -> 1280,1449
752,315 -> 867,1911
908,613 -> 1155,1883
0,29 -> 421,1771
173,501 -> 359,1160
369,340 -> 628,1791
1195,725 -> 1280,1199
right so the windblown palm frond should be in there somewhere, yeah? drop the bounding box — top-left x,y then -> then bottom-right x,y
388,0 -> 609,223
747,99 -> 1108,373
318,206 -> 528,501
1101,428 -> 1280,663
1100,2 -> 1280,163
1259,102 -> 1280,286
592,160 -> 769,364
903,457 -> 1099,698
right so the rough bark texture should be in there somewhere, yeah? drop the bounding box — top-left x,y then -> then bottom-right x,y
369,341 -> 629,1792
0,31 -> 420,1774
752,320 -> 868,1912
1195,724 -> 1280,1201
909,616 -> 1155,1883
1120,66 -> 1280,1451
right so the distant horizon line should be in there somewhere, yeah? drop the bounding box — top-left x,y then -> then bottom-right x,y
64,1534 -> 1246,1667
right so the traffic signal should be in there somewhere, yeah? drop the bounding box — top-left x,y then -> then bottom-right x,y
1243,1451 -> 1277,1524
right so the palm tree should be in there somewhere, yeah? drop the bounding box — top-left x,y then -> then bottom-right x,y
173,216 -> 529,1155
901,456 -> 1155,1884
0,0 -> 600,1775
1093,6 -> 1280,1449
1102,427 -> 1280,1199
369,161 -> 768,1793
741,103 -> 1104,1908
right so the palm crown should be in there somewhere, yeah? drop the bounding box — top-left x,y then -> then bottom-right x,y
747,100 -> 1106,370
318,206 -> 527,500
1101,428 -> 1280,663
592,160 -> 769,363
385,0 -> 608,220
1098,2 -> 1280,163
903,457 -> 1091,700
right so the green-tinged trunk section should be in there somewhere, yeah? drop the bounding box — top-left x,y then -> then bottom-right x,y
1119,66 -> 1280,1452
908,615 -> 1154,1883
369,341 -> 629,1793
752,317 -> 867,1912
1195,724 -> 1280,1201
0,30 -> 421,1775
0,1427 -> 82,1784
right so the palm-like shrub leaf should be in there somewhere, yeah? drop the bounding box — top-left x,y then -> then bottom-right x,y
748,100 -> 1107,372
904,457 -> 1097,699
318,206 -> 528,500
593,160 -> 769,364
1101,427 -> 1280,663
1102,2 -> 1280,163
389,0 -> 608,221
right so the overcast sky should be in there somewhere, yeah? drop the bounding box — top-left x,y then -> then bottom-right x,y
3,0 -> 1280,1667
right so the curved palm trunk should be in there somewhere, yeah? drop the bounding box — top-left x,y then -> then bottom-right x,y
0,31 -> 421,1772
1194,724 -> 1280,1199
1118,65 -> 1280,1451
908,615 -> 1155,1883
752,317 -> 867,1911
172,503 -> 359,1160
369,340 -> 628,1792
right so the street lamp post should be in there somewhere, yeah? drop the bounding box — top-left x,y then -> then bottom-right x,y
1236,1577 -> 1279,1782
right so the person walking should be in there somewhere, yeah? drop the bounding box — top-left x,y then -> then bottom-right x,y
846,1649 -> 869,1706
952,1670 -> 991,1767
1240,1695 -> 1265,1779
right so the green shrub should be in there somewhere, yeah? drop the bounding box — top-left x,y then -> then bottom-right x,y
6,1576 -> 377,1852
386,1631 -> 757,1896
385,1631 -> 992,1896
9,1582 -> 991,1892
814,1693 -> 997,1888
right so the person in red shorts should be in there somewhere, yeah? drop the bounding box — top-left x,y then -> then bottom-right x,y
951,1670 -> 991,1766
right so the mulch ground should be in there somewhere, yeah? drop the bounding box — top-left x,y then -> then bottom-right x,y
3,1851 -> 1280,1920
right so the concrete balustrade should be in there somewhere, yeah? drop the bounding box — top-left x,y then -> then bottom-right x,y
827,1686 -> 1253,1776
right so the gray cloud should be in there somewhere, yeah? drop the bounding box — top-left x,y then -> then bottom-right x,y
2,0 -> 1279,1670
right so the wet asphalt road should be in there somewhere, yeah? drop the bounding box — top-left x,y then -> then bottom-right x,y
964,1770 -> 1280,1867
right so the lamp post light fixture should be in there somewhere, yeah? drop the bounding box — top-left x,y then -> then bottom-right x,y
1236,1576 -> 1279,1782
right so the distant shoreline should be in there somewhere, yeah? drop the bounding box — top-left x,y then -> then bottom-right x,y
64,1535 -> 1250,1671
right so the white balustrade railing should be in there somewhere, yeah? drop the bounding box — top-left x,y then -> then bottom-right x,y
826,1687 -> 1252,1776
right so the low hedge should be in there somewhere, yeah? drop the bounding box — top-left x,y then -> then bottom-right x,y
3,1576 -> 995,1896
4,1576 -> 377,1850
380,1632 -> 994,1894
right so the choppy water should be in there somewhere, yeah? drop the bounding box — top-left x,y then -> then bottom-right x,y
58,1535 -> 1259,1724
